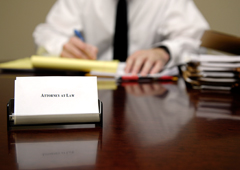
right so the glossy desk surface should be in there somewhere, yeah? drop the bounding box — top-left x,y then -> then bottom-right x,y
0,71 -> 240,170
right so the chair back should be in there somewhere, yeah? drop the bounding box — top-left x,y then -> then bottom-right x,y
201,30 -> 240,55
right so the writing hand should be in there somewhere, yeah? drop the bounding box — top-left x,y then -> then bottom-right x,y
124,48 -> 170,76
61,37 -> 98,60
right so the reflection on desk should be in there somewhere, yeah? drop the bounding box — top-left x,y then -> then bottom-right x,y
187,88 -> 240,120
124,80 -> 194,145
8,129 -> 102,170
99,79 -> 195,147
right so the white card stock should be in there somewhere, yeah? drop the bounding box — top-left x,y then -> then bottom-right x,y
14,76 -> 99,116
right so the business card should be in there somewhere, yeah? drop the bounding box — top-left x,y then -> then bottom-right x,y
14,76 -> 99,116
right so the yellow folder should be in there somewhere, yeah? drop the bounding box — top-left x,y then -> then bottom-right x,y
0,56 -> 119,73
0,58 -> 33,70
31,56 -> 119,73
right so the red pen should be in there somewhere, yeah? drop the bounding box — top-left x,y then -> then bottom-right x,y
121,75 -> 139,81
157,76 -> 178,81
119,75 -> 178,82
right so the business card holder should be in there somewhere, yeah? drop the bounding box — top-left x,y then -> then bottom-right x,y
7,99 -> 103,131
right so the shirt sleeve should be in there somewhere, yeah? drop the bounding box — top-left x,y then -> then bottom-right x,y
33,0 -> 83,56
154,0 -> 209,68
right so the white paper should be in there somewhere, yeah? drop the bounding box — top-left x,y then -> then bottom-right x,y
200,62 -> 240,68
192,54 -> 240,63
90,62 -> 179,78
199,77 -> 238,83
196,72 -> 235,78
14,76 -> 99,116
195,66 -> 236,72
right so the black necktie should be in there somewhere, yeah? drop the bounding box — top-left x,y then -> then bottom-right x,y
113,0 -> 128,61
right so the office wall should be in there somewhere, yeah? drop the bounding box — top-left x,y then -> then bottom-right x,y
0,0 -> 56,62
194,0 -> 240,37
0,0 -> 239,62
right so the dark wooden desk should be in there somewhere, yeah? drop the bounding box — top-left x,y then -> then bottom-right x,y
0,72 -> 240,170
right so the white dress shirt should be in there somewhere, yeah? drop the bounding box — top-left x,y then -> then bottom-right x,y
33,0 -> 209,68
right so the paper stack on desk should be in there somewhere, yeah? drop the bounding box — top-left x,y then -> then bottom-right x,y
182,54 -> 240,91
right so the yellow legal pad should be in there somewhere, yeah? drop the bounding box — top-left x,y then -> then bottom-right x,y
0,56 -> 119,73
0,58 -> 33,70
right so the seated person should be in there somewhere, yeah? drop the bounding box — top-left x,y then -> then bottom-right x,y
33,0 -> 209,76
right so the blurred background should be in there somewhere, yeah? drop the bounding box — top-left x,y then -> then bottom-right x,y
0,0 -> 239,62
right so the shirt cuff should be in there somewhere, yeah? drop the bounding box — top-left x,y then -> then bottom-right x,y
157,45 -> 171,68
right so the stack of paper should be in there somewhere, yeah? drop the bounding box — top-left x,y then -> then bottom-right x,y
182,54 -> 240,91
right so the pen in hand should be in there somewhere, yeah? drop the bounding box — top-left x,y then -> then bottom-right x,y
74,29 -> 85,41
73,29 -> 98,60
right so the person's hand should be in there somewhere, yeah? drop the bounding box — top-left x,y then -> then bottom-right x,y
124,82 -> 168,97
124,48 -> 170,76
60,37 -> 98,60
